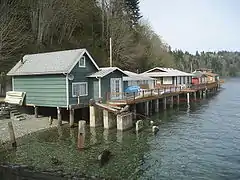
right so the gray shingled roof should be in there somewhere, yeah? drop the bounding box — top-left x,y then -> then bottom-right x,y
87,67 -> 128,78
7,49 -> 99,76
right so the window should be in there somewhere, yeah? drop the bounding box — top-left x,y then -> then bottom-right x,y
79,56 -> 86,67
72,82 -> 88,97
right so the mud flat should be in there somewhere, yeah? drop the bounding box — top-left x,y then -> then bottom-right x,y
0,115 -> 68,145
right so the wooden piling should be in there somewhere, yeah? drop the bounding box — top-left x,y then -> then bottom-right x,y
69,108 -> 75,128
57,107 -> 62,126
163,97 -> 167,110
78,120 -> 86,150
34,106 -> 38,118
8,122 -> 17,148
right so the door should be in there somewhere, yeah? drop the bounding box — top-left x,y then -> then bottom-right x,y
110,78 -> 122,100
93,80 -> 99,99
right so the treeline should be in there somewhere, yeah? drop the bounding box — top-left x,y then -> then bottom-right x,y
0,0 -> 239,79
171,50 -> 240,76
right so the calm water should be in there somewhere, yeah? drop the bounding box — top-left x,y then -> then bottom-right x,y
1,78 -> 240,179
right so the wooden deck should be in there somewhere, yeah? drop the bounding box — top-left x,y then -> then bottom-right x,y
107,82 -> 219,106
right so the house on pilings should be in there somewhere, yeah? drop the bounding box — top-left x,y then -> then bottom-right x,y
6,49 -> 128,121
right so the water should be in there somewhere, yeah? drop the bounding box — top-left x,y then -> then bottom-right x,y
1,78 -> 240,179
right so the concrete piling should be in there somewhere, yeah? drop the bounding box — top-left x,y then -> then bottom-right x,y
69,108 -> 75,128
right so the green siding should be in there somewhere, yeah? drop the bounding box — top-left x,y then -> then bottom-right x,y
14,75 -> 67,107
101,71 -> 124,102
69,52 -> 98,105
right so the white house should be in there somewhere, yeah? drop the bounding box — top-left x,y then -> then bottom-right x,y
141,67 -> 193,88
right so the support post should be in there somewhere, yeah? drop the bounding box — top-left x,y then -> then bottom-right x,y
194,92 -> 197,101
69,108 -> 75,128
103,109 -> 116,129
163,97 -> 167,110
57,107 -> 62,126
34,106 -> 38,118
177,95 -> 180,105
90,106 -> 103,127
117,113 -> 133,131
187,93 -> 190,104
8,122 -> 17,148
78,120 -> 86,150
144,101 -> 149,116
170,96 -> 173,108
155,99 -> 159,113
132,104 -> 137,119
149,101 -> 153,115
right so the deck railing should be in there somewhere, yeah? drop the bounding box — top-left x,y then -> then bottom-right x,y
106,82 -> 219,103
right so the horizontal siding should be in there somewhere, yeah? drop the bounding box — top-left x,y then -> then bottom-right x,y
14,75 -> 67,107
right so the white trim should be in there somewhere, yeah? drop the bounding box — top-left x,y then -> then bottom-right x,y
98,78 -> 102,98
72,82 -> 88,97
65,75 -> 69,109
12,77 -> 14,91
68,49 -> 100,73
78,56 -> 86,67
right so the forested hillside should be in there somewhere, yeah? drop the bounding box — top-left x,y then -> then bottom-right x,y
0,0 -> 239,79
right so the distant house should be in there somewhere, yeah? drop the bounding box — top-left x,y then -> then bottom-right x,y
7,49 -> 127,108
204,72 -> 219,83
195,68 -> 219,83
141,67 -> 193,88
122,70 -> 155,90
191,71 -> 208,85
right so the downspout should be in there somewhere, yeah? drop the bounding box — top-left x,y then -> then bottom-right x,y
63,73 -> 69,110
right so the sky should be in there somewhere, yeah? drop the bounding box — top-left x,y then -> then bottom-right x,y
140,0 -> 240,54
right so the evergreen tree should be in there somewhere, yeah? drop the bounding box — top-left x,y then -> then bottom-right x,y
125,0 -> 142,25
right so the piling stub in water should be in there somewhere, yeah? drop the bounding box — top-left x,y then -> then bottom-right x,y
98,149 -> 111,167
7,121 -> 17,148
78,120 -> 86,150
152,126 -> 159,134
136,120 -> 144,132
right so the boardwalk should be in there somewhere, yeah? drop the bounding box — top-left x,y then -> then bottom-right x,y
108,82 -> 219,106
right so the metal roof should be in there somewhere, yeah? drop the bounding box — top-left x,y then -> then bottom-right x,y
142,67 -> 193,77
123,71 -> 155,81
7,49 -> 100,76
87,67 -> 128,78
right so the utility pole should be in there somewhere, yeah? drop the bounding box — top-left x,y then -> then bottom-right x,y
109,37 -> 112,67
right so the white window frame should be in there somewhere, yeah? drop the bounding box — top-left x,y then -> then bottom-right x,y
79,56 -> 86,67
72,82 -> 88,97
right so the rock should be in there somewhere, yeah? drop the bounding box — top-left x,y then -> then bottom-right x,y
152,126 -> 159,134
98,149 -> 111,167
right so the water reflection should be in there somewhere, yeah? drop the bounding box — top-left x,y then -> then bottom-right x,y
90,128 -> 97,145
103,129 -> 109,142
116,130 -> 123,143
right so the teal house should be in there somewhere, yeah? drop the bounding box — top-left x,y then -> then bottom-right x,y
7,49 -> 127,110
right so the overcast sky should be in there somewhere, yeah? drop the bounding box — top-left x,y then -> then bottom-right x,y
140,0 -> 240,54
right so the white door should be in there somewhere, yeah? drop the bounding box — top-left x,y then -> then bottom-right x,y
110,78 -> 122,100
